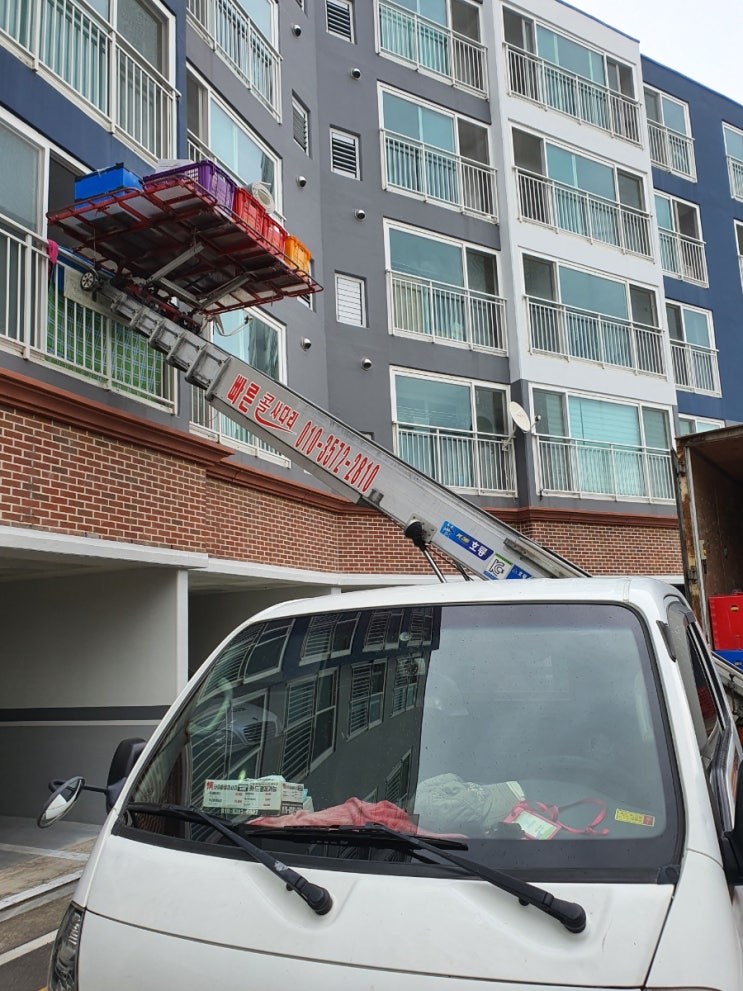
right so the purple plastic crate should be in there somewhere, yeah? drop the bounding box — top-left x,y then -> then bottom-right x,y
142,160 -> 236,210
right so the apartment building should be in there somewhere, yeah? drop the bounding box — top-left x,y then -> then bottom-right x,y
0,0 -> 742,820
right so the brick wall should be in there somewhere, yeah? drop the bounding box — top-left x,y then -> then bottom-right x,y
0,375 -> 683,577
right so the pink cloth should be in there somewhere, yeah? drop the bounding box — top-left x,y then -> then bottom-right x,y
251,798 -> 465,839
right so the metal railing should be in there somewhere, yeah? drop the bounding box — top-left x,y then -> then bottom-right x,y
670,341 -> 720,394
0,229 -> 175,407
377,0 -> 487,97
505,46 -> 640,144
187,0 -> 280,117
647,121 -> 695,179
383,130 -> 497,219
395,423 -> 515,494
537,436 -> 674,502
516,171 -> 652,257
657,229 -> 708,285
388,272 -> 507,353
728,156 -> 743,201
190,385 -> 286,460
527,298 -> 665,376
0,0 -> 176,159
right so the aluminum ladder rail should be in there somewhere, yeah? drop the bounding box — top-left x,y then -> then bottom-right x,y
100,283 -> 586,582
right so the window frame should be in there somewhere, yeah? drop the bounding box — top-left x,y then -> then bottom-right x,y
326,0 -> 354,42
292,95 -> 310,154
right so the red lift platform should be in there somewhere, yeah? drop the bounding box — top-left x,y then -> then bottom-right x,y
47,176 -> 322,321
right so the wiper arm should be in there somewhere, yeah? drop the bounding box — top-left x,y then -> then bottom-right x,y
126,802 -> 332,916
359,823 -> 586,934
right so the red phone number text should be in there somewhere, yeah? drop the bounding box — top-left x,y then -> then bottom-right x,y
225,374 -> 381,495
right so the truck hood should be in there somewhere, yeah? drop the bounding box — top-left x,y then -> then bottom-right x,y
80,834 -> 673,987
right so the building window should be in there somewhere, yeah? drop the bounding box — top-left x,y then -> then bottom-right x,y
644,87 -> 695,179
348,660 -> 386,736
282,672 -> 338,779
533,390 -> 674,502
385,751 -> 412,807
335,274 -> 366,326
292,96 -> 309,153
386,225 -> 505,352
330,128 -> 360,178
381,89 -> 496,218
392,371 -> 514,493
513,129 -> 650,256
677,416 -> 724,436
326,0 -> 354,41
187,72 -> 280,209
523,255 -> 663,376
190,309 -> 287,458
186,0 -> 280,116
503,7 -> 639,142
666,302 -> 719,394
724,124 -> 743,201
378,0 -> 487,97
0,0 -> 176,159
392,658 -> 420,713
736,222 -> 743,290
654,193 -> 707,285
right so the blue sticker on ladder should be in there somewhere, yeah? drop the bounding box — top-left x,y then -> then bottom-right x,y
506,564 -> 532,580
440,521 -> 494,562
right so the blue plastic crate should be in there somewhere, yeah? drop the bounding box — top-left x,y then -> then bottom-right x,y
75,165 -> 142,201
715,649 -> 743,671
142,160 -> 236,211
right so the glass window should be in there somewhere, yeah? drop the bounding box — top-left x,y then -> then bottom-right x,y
118,0 -> 164,71
723,124 -> 743,161
546,146 -> 614,200
537,25 -> 605,83
0,121 -> 41,231
209,99 -> 276,193
558,268 -> 627,319
389,229 -> 463,284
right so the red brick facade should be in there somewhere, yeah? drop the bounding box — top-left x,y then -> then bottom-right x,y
0,370 -> 683,577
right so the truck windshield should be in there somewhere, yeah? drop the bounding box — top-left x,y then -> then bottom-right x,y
124,601 -> 680,876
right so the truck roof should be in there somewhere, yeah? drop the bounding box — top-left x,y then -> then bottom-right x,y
247,576 -> 681,624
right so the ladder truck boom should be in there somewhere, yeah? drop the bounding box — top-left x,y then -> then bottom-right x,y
99,281 -> 585,582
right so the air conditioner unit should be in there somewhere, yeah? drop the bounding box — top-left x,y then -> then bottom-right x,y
249,182 -> 275,213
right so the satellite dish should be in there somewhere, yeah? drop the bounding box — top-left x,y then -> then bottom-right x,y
509,400 -> 534,433
248,182 -> 275,213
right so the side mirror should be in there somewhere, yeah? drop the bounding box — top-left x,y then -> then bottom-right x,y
722,763 -> 743,882
105,737 -> 146,812
37,776 -> 85,829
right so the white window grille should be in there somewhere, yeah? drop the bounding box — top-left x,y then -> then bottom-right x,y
335,274 -> 366,326
330,129 -> 360,178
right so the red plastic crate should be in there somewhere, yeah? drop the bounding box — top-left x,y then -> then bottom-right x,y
263,215 -> 287,253
709,594 -> 743,651
233,187 -> 267,235
142,160 -> 236,210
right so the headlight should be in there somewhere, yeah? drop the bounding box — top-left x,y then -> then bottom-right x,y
48,903 -> 84,991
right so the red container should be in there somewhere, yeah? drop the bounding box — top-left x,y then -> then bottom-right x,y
709,594 -> 743,651
233,188 -> 267,235
263,215 -> 287,253
143,160 -> 236,210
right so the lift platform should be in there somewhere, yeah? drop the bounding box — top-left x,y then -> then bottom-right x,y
47,176 -> 322,321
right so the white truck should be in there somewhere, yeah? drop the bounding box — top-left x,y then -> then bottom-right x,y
39,178 -> 743,990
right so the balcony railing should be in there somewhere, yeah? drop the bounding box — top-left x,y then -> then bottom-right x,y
187,0 -> 280,117
0,0 -> 176,159
517,171 -> 652,257
728,156 -> 743,201
657,229 -> 708,285
394,423 -> 515,494
383,130 -> 497,220
527,298 -> 665,376
190,386 -> 285,460
0,229 -> 175,408
377,0 -> 487,97
537,436 -> 674,502
388,272 -> 507,353
505,46 -> 640,144
647,122 -> 695,179
670,341 -> 720,394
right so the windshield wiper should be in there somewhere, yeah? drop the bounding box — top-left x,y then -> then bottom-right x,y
315,822 -> 586,934
242,824 -> 469,851
125,802 -> 333,916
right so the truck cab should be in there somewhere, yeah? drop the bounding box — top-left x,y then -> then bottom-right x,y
43,577 -> 743,990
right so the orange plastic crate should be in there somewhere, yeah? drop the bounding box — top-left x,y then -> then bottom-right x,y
232,188 -> 266,235
285,235 -> 312,273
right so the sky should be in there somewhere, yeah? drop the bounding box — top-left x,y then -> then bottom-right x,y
569,0 -> 743,105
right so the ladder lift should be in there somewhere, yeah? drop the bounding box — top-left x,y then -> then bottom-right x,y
48,175 -> 586,584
